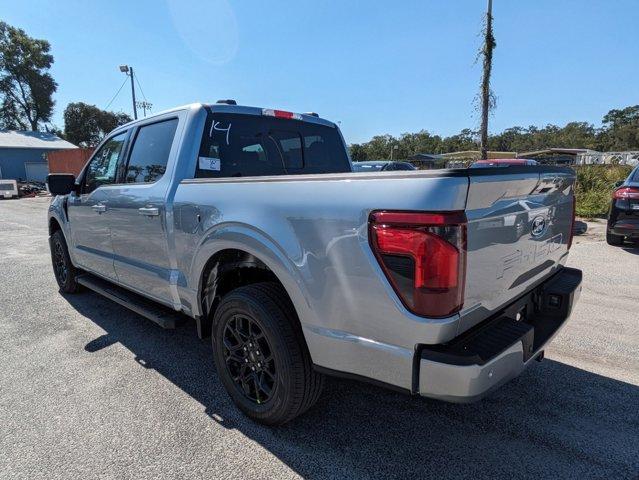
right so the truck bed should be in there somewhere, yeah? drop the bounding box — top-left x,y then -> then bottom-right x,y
173,165 -> 576,391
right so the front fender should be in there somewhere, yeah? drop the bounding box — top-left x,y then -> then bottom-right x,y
48,196 -> 76,263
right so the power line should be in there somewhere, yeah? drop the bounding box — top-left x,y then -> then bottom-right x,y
104,77 -> 129,111
133,72 -> 152,116
134,73 -> 148,103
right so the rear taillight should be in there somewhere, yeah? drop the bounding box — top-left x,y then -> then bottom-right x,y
613,186 -> 639,199
369,211 -> 467,318
567,195 -> 576,250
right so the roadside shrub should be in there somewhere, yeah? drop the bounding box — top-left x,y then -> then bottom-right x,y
573,165 -> 632,217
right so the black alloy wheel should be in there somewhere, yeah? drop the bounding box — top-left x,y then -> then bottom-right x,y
222,314 -> 277,404
50,230 -> 81,293
53,238 -> 69,285
212,282 -> 324,425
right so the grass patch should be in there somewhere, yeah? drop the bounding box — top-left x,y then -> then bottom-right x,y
573,165 -> 632,217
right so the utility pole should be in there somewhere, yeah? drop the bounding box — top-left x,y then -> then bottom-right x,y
130,67 -> 137,120
136,101 -> 153,117
119,65 -> 138,120
390,145 -> 398,161
479,0 -> 495,160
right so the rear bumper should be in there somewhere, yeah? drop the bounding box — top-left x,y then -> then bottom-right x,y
609,219 -> 639,237
417,266 -> 582,402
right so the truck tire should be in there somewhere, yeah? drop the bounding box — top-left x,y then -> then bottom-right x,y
50,230 -> 82,293
212,282 -> 324,425
606,230 -> 624,246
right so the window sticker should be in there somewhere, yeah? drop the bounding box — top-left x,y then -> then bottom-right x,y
199,156 -> 221,171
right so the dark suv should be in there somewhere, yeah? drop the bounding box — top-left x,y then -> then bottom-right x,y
607,165 -> 639,245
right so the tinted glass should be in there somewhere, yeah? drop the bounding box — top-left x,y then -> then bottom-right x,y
303,134 -> 339,172
270,131 -> 303,169
84,132 -> 126,193
196,112 -> 350,178
125,118 -> 178,183
632,167 -> 639,182
200,124 -> 285,178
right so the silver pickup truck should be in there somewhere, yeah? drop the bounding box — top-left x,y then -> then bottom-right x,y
47,102 -> 582,425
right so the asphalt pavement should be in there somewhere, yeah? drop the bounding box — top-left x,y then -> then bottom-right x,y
1,197 -> 637,479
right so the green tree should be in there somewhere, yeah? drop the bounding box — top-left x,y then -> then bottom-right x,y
0,22 -> 57,130
599,105 -> 639,150
441,129 -> 478,153
349,143 -> 367,161
363,134 -> 397,159
63,102 -> 132,147
349,104 -> 639,161
602,105 -> 639,128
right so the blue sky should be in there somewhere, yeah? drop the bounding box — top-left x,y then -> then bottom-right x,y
2,0 -> 638,143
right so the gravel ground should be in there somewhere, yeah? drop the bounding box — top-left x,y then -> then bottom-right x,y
1,197 -> 638,480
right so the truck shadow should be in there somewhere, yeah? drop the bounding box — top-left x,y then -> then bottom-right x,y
67,293 -> 638,479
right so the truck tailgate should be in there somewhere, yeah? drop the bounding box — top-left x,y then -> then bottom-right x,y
460,167 -> 576,334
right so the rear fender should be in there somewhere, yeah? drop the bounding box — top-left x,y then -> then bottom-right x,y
189,222 -> 316,329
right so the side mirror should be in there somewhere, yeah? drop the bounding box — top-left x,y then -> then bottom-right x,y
613,180 -> 624,188
47,174 -> 76,196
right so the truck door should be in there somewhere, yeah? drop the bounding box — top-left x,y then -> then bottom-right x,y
67,131 -> 128,281
108,116 -> 180,306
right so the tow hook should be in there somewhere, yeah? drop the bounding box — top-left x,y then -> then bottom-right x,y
536,350 -> 545,362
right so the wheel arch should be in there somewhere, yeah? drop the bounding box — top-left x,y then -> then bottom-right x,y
49,216 -> 62,236
190,225 -> 315,344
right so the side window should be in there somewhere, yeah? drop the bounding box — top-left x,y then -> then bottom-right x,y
124,118 -> 178,183
83,132 -> 127,194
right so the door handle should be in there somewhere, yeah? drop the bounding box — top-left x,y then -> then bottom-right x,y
138,206 -> 160,217
92,204 -> 107,213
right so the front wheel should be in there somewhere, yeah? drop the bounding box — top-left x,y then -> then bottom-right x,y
50,230 -> 82,293
212,282 -> 324,425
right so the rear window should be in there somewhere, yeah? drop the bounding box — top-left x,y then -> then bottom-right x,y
632,167 -> 639,182
195,112 -> 350,178
0,183 -> 15,191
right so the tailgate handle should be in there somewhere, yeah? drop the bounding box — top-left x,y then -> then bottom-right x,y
138,206 -> 160,216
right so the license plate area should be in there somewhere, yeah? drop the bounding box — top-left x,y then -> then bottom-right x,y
420,267 -> 582,366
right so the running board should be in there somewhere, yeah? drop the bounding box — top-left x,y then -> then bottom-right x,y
77,274 -> 181,329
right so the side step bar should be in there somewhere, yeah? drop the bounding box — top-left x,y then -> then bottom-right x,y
77,274 -> 182,329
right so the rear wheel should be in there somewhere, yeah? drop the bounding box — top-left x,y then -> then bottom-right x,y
50,230 -> 81,293
212,282 -> 324,425
606,230 -> 624,246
